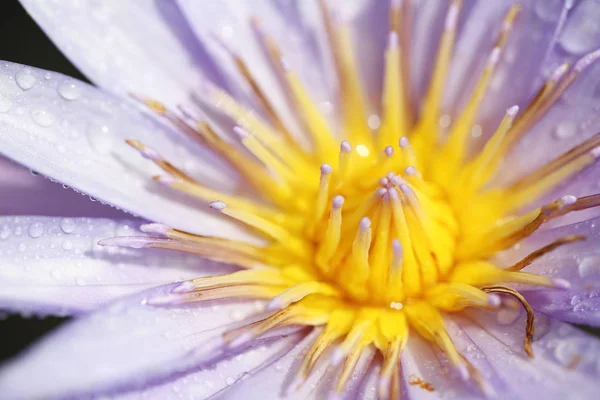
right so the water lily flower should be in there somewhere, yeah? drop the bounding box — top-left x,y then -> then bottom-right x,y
2,0 -> 600,398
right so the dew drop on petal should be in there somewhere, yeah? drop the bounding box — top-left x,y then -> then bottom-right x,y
0,95 -> 12,113
62,239 -> 73,251
74,276 -> 86,286
559,0 -> 600,54
553,122 -> 577,140
535,0 -> 563,22
0,227 -> 10,240
57,80 -> 83,100
18,243 -> 27,252
496,307 -> 520,325
16,68 -> 36,90
578,256 -> 600,278
87,123 -> 113,154
30,108 -> 56,127
60,218 -> 77,234
27,222 -> 43,238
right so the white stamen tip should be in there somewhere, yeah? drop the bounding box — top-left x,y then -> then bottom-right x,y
392,239 -> 403,253
360,217 -> 372,230
320,163 -> 333,175
330,347 -> 346,366
391,175 -> 404,187
488,47 -> 501,66
399,136 -> 410,148
140,223 -> 170,236
332,195 -> 345,208
506,105 -> 520,117
457,364 -> 470,381
267,297 -> 283,310
553,278 -> 571,289
591,146 -> 600,159
171,281 -> 196,294
560,195 -> 577,206
340,140 -> 352,153
445,2 -> 460,31
233,126 -> 249,139
376,187 -> 388,197
380,177 -> 390,186
384,146 -> 394,157
228,332 -> 254,349
155,175 -> 175,185
209,200 -> 227,211
405,166 -> 418,176
145,293 -> 182,306
488,294 -> 502,307
388,31 -> 399,49
97,237 -> 151,249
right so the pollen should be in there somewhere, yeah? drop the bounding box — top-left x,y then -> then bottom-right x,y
101,1 -> 600,398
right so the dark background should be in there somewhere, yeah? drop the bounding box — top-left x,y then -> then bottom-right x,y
0,1 -> 86,362
1,0 -> 600,365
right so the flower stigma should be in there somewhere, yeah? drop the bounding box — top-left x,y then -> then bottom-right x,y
100,1 -> 600,398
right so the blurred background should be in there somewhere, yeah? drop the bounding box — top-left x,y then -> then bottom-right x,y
0,0 -> 87,362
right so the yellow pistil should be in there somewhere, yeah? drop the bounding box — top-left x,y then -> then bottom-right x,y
104,3 -> 600,399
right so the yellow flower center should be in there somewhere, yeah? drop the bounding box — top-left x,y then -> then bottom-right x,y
105,1 -> 600,398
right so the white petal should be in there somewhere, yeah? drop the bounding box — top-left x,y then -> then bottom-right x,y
18,0 -> 214,108
114,333 -> 305,400
0,216 -> 234,315
212,327 -> 374,399
0,61 -> 254,241
0,155 -> 127,217
0,284 -> 265,399
455,310 -> 600,399
400,334 -> 481,400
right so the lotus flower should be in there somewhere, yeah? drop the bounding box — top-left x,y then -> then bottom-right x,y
1,0 -> 600,398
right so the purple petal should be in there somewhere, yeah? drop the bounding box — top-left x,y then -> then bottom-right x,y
0,216 -> 234,316
452,310 -> 600,399
0,284 -> 266,399
0,61 -> 254,241
400,334 -> 480,399
495,216 -> 600,326
18,0 -> 214,109
212,328 -> 374,399
0,155 -> 126,217
113,333 -> 305,400
175,0 -> 337,142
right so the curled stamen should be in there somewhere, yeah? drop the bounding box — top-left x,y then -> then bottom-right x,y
482,286 -> 536,357
506,235 -> 586,272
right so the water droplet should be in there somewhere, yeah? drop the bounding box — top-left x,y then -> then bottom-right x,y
74,276 -> 86,286
30,108 -> 55,127
367,114 -> 380,130
18,243 -> 26,252
0,95 -> 12,113
50,269 -> 63,280
230,310 -> 244,321
87,123 -> 113,154
496,308 -> 520,325
60,218 -> 77,234
57,80 -> 83,101
535,0 -> 563,22
554,339 -> 586,366
27,222 -> 43,238
0,227 -> 10,240
439,114 -> 451,129
62,239 -> 73,251
578,256 -> 600,278
225,376 -> 235,385
16,68 -> 36,90
559,0 -> 600,54
553,122 -> 577,139
570,295 -> 582,306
